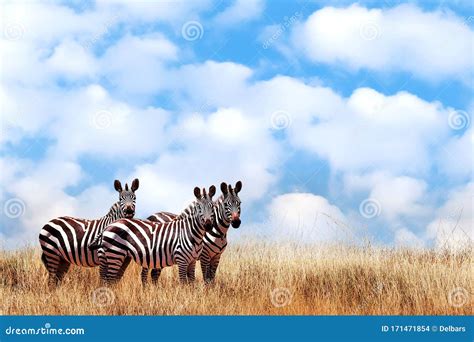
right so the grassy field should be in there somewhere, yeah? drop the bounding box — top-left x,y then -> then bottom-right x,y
0,242 -> 472,315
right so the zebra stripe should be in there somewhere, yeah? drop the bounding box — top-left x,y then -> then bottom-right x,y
38,179 -> 139,285
100,186 -> 216,284
146,181 -> 242,283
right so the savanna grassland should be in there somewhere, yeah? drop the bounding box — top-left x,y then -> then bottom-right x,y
0,242 -> 472,315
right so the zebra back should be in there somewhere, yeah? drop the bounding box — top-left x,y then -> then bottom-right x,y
101,186 -> 216,282
39,202 -> 125,267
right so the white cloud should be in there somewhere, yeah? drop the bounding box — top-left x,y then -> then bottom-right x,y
100,34 -> 178,96
369,176 -> 429,221
46,40 -> 98,80
214,0 -> 265,26
0,154 -> 135,249
426,183 -> 473,252
128,107 -> 280,217
292,4 -> 473,81
288,87 -> 450,174
171,61 -> 253,109
0,0 -> 471,251
394,227 -> 425,248
438,127 -> 473,180
266,193 -> 354,244
96,0 -> 211,23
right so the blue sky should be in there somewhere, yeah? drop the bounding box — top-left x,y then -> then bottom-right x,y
0,0 -> 472,250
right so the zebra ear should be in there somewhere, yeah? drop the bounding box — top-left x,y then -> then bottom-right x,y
194,187 -> 201,199
234,181 -> 242,194
131,178 -> 139,192
220,182 -> 228,195
114,180 -> 123,192
209,185 -> 216,198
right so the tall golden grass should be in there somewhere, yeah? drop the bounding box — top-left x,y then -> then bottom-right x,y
0,242 -> 472,315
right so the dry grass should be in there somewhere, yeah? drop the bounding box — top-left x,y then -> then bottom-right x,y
0,242 -> 472,315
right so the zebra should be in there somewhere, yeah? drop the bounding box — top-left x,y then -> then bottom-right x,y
99,185 -> 216,284
38,179 -> 139,285
146,181 -> 242,283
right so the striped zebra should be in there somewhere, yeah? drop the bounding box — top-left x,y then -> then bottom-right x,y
38,179 -> 139,285
99,186 -> 216,284
146,181 -> 242,283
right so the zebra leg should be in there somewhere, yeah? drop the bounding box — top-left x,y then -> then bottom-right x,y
98,249 -> 109,284
151,269 -> 161,284
41,252 -> 65,286
200,253 -> 211,283
187,260 -> 196,282
141,268 -> 149,286
55,259 -> 71,284
41,252 -> 58,285
177,262 -> 189,284
103,252 -> 127,284
208,254 -> 222,282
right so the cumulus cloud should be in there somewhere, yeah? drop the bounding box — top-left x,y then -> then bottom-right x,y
46,40 -> 98,80
292,4 -> 473,81
437,127 -> 473,180
0,1 -> 471,251
0,153 -> 135,249
127,107 -> 280,217
96,0 -> 211,23
2,83 -> 170,160
369,175 -> 429,221
100,33 -> 178,97
394,227 -> 425,249
287,87 -> 451,174
266,193 -> 354,244
214,0 -> 265,26
426,183 -> 473,252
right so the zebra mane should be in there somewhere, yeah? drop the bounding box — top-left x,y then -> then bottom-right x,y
105,201 -> 122,220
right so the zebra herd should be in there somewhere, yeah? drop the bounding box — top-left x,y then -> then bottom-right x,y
38,179 -> 242,286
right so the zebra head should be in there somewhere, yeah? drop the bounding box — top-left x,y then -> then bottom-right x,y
114,179 -> 139,219
193,185 -> 216,232
220,181 -> 242,228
